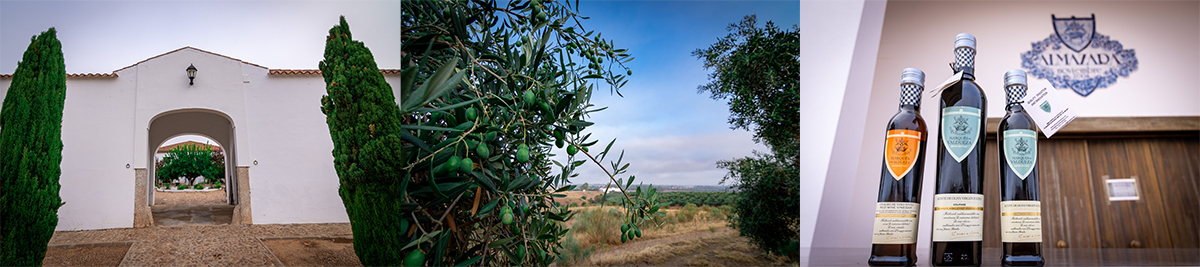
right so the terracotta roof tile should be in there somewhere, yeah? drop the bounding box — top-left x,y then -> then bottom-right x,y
156,141 -> 223,153
0,73 -> 117,79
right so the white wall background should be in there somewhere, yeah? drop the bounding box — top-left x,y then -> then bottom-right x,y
0,47 -> 399,230
809,0 -> 1200,249
799,0 -> 886,249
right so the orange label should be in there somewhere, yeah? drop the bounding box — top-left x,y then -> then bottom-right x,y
885,129 -> 922,180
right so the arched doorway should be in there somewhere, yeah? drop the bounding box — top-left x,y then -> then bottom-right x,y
135,109 -> 249,226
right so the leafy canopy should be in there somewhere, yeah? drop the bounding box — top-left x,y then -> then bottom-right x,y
693,15 -> 799,162
694,15 -> 799,261
400,1 -> 665,266
157,143 -> 223,186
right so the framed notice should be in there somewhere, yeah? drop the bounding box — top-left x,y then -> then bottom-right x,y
1104,176 -> 1139,201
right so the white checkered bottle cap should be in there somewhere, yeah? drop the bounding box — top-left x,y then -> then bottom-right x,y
899,68 -> 924,107
1004,69 -> 1028,105
951,33 -> 977,71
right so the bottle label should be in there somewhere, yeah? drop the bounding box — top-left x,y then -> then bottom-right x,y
1001,201 -> 1043,243
885,129 -> 922,181
1003,129 -> 1038,180
941,106 -> 981,162
872,202 -> 920,244
931,194 -> 984,241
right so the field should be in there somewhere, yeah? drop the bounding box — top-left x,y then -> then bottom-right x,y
552,190 -> 606,206
555,203 -> 794,266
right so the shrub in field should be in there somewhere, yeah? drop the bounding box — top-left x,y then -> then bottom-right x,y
0,27 -> 67,266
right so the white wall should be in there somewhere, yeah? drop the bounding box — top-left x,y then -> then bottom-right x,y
812,0 -> 1200,249
799,0 -> 888,248
0,47 -> 400,230
243,70 -> 350,224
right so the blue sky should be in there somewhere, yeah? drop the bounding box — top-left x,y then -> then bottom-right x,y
0,0 -> 797,186
549,1 -> 797,186
0,0 -> 400,73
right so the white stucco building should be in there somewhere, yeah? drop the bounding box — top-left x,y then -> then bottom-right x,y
0,47 -> 401,231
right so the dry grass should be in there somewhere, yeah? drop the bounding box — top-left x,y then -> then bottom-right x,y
587,237 -> 709,265
553,191 -> 605,206
585,226 -> 739,266
722,242 -> 756,252
713,250 -> 758,264
684,254 -> 726,267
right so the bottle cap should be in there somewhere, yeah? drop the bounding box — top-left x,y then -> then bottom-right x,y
1004,69 -> 1027,105
901,67 -> 924,85
1004,69 -> 1027,87
899,68 -> 924,107
955,33 -> 976,50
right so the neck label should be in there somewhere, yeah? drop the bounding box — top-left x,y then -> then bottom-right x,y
927,71 -> 963,99
1003,129 -> 1038,180
941,106 -> 981,162
1019,79 -> 1077,137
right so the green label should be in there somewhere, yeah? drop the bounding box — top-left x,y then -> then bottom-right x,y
1040,101 -> 1051,113
941,106 -> 981,162
1003,129 -> 1038,180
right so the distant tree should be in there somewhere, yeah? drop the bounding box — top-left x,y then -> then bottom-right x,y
581,182 -> 590,191
208,151 -> 226,185
157,143 -> 221,186
693,15 -> 799,261
0,28 -> 67,266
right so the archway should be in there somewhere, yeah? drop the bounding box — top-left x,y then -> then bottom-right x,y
135,109 -> 249,226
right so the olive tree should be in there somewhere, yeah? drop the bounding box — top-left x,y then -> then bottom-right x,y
694,15 -> 799,260
0,28 -> 67,266
393,1 -> 667,265
157,143 -> 221,186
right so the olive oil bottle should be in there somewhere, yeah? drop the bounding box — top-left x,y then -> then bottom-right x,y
869,68 -> 928,266
998,69 -> 1044,266
931,33 -> 986,266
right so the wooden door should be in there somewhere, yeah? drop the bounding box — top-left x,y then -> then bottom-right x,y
982,117 -> 1200,249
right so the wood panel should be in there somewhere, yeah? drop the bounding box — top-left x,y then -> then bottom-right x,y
983,140 -> 1000,248
1086,139 -> 1176,248
1039,139 -> 1102,249
1147,138 -> 1200,248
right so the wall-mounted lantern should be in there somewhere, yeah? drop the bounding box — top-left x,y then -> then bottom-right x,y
186,64 -> 197,85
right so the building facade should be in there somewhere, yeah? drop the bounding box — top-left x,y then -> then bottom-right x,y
0,47 -> 402,231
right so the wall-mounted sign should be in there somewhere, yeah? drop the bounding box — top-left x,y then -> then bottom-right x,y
1020,14 -> 1138,97
1104,176 -> 1139,201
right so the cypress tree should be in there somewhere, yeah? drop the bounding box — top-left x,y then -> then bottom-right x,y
0,28 -> 67,266
318,16 -> 404,265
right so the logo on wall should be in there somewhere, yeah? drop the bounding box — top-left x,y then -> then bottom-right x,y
1021,14 -> 1138,97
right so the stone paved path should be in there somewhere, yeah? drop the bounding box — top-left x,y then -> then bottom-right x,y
48,223 -> 352,266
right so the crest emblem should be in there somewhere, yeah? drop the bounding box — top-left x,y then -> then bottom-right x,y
1021,14 -> 1137,97
1016,138 -> 1030,154
1053,15 -> 1095,52
1040,101 -> 1051,113
953,116 -> 969,134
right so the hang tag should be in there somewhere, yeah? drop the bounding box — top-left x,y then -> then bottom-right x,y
1020,79 -> 1077,138
927,72 -> 963,99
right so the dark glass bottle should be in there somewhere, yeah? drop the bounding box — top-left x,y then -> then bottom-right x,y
932,33 -> 986,267
869,68 -> 928,266
998,69 -> 1045,266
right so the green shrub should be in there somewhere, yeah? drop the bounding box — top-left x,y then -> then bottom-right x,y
0,28 -> 67,265
176,185 -> 188,190
193,184 -> 204,190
